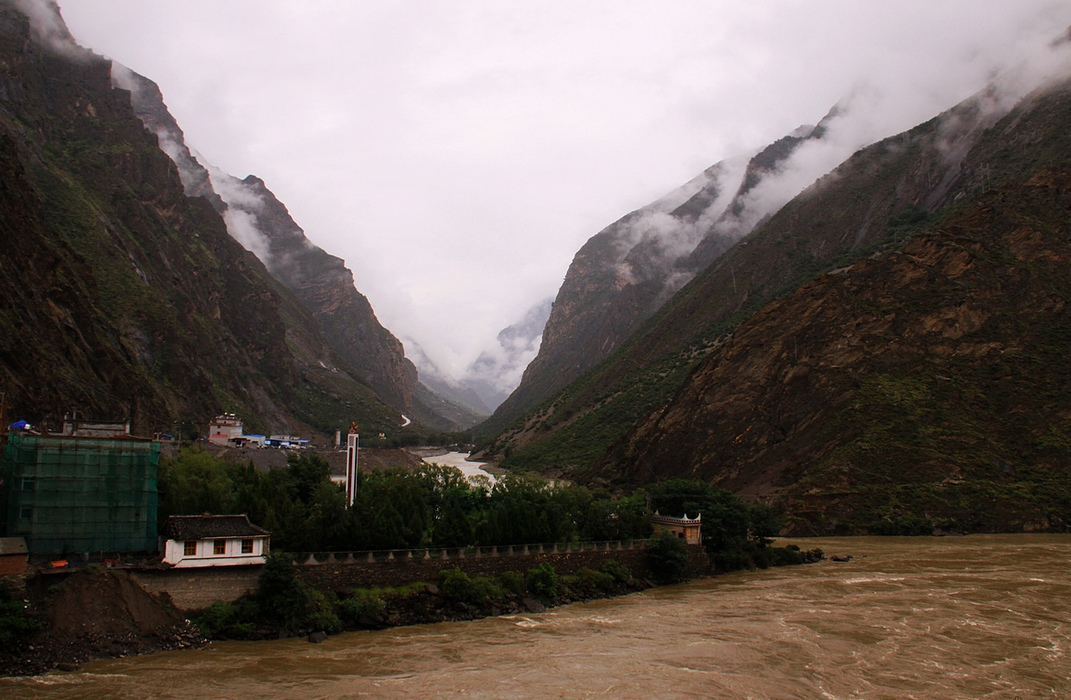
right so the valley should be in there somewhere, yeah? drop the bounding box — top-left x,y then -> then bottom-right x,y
2,0 -> 1070,539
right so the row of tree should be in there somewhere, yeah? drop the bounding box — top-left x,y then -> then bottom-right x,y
158,447 -> 778,557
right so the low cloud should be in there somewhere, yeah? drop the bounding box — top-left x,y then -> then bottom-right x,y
205,165 -> 274,268
58,1 -> 1071,380
15,0 -> 83,58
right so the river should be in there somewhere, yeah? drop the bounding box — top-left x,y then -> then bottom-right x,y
3,535 -> 1068,698
421,450 -> 498,484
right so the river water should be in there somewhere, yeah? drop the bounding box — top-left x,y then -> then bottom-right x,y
421,450 -> 498,484
4,535 -> 1068,698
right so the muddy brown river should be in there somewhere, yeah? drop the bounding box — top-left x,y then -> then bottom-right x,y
3,535 -> 1068,698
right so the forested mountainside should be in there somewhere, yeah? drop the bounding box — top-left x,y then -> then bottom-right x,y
598,77 -> 1071,534
477,60 -> 1071,504
0,2 -> 436,437
115,63 -> 479,432
480,111 -> 832,436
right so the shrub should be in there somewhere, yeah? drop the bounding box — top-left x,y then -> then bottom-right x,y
337,590 -> 386,625
306,589 -> 342,634
0,584 -> 38,651
711,547 -> 754,573
646,532 -> 689,583
498,570 -> 526,596
576,567 -> 615,593
526,563 -> 559,601
193,601 -> 237,637
439,567 -> 484,606
598,559 -> 631,584
256,552 -> 312,630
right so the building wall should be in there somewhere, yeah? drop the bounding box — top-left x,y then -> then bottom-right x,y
0,435 -> 159,555
162,536 -> 268,568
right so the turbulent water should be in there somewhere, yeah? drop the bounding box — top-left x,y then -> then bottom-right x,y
4,535 -> 1068,699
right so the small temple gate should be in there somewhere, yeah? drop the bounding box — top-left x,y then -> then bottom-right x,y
650,512 -> 702,545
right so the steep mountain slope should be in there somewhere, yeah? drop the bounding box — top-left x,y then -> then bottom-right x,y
0,1 -> 404,437
481,116 -> 829,436
598,77 -> 1071,533
403,339 -> 491,419
463,298 -> 552,412
479,64 -> 1065,474
111,64 -> 474,432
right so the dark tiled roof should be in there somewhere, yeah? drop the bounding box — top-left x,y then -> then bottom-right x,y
165,514 -> 269,540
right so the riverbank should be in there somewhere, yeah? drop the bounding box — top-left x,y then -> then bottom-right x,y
202,567 -> 659,643
0,568 -> 206,677
1,542 -> 820,677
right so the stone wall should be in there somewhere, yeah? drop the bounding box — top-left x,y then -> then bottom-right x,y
131,566 -> 262,611
129,542 -> 711,610
296,546 -> 653,591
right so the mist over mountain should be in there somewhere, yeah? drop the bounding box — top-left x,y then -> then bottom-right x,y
0,0 -> 466,437
598,74 -> 1071,533
482,107 -> 838,435
402,339 -> 490,420
463,298 -> 552,412
108,57 -> 478,431
477,28 -> 1071,535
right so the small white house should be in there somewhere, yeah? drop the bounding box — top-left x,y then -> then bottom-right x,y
162,514 -> 270,568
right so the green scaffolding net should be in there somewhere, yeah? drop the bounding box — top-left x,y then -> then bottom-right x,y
0,434 -> 159,555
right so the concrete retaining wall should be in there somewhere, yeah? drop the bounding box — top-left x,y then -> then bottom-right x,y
130,541 -> 711,610
296,546 -> 660,591
131,566 -> 262,611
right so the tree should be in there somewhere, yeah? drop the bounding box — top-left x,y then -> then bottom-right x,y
256,552 -> 311,630
645,531 -> 690,584
158,447 -> 236,519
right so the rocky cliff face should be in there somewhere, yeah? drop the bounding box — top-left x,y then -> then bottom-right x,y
480,55 -> 1069,479
482,116 -> 829,436
109,63 -> 466,428
596,78 -> 1071,533
0,1 -> 405,437
211,173 -> 421,415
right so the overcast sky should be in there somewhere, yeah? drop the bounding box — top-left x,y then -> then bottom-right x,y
58,1 -> 1070,378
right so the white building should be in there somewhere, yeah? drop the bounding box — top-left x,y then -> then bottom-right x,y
207,413 -> 244,446
161,514 -> 270,568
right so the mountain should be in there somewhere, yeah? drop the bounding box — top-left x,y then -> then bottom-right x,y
598,75 -> 1071,534
402,339 -> 491,422
479,113 -> 832,437
0,1 -> 423,437
478,43 -> 1071,503
111,62 -> 472,432
463,298 -> 552,412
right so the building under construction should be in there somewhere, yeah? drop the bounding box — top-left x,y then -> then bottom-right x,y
0,433 -> 160,556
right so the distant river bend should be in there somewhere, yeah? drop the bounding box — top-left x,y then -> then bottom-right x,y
421,450 -> 497,484
4,535 -> 1069,698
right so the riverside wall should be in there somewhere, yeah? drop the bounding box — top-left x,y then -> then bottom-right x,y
129,541 -> 711,610
131,566 -> 262,611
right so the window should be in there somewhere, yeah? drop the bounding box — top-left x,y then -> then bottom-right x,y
183,541 -> 197,556
21,477 -> 35,492
241,539 -> 254,554
214,539 -> 226,555
19,506 -> 32,520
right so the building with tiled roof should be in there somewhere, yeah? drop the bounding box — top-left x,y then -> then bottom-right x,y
161,514 -> 270,568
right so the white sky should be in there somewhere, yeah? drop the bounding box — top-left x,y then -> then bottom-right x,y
58,1 -> 1071,378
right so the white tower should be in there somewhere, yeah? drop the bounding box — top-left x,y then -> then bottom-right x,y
345,423 -> 359,506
